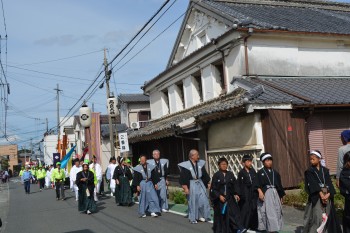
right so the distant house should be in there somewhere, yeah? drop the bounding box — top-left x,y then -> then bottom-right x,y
118,94 -> 151,130
0,145 -> 18,171
129,0 -> 350,187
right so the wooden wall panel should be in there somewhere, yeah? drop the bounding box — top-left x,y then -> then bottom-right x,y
261,109 -> 308,188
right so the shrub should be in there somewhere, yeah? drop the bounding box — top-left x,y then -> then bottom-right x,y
173,190 -> 187,204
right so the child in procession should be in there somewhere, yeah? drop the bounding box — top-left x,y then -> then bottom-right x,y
256,152 -> 285,232
339,151 -> 350,233
237,155 -> 258,231
304,150 -> 341,233
210,157 -> 246,233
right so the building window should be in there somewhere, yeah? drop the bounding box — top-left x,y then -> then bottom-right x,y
176,82 -> 185,109
138,111 -> 150,128
214,63 -> 225,90
138,111 -> 150,121
162,90 -> 170,114
193,71 -> 203,102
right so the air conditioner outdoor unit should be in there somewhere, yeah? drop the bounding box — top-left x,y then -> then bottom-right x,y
130,121 -> 140,129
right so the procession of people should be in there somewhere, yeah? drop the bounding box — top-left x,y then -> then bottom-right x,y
14,129 -> 350,232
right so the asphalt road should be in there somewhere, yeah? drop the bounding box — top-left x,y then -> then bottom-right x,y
3,179 -> 213,233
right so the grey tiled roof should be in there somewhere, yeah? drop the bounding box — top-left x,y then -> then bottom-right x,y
238,77 -> 350,105
128,89 -> 248,142
203,0 -> 350,34
101,124 -> 128,138
131,76 -> 350,143
118,94 -> 149,103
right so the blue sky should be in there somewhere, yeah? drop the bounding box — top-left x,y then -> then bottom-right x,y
1,0 -> 350,149
0,0 -> 189,148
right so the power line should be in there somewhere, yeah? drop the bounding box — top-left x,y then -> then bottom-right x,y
108,0 -> 170,65
113,11 -> 186,72
8,65 -> 97,82
111,0 -> 178,69
0,0 -> 7,36
16,49 -> 103,66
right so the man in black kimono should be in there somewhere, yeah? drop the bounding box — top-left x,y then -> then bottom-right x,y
238,154 -> 258,230
304,150 -> 341,233
113,156 -> 133,206
256,153 -> 285,232
76,163 -> 97,214
210,157 -> 246,233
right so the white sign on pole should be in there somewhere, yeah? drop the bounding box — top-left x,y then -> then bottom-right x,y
118,132 -> 129,152
107,97 -> 119,116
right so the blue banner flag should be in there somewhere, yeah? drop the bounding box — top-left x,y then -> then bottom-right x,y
61,145 -> 76,169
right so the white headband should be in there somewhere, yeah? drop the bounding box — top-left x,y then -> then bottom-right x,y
310,150 -> 322,159
261,154 -> 272,161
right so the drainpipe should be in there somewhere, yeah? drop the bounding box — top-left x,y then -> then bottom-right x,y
212,38 -> 228,94
244,36 -> 250,76
217,49 -> 228,93
244,27 -> 253,76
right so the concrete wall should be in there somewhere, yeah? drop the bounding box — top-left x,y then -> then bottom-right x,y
0,145 -> 18,171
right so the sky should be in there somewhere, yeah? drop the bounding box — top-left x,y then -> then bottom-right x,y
0,0 -> 189,149
0,0 -> 350,150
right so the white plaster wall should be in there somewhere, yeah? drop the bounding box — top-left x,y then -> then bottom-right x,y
149,90 -> 169,119
173,10 -> 229,64
226,44 -> 245,93
43,135 -> 58,165
202,65 -> 223,101
248,37 -> 350,76
183,76 -> 201,108
168,84 -> 184,114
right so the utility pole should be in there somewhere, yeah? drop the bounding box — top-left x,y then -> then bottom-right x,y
30,138 -> 33,162
54,84 -> 62,156
104,48 -> 115,158
46,118 -> 48,133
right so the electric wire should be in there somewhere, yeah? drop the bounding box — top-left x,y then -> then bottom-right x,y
108,0 -> 170,65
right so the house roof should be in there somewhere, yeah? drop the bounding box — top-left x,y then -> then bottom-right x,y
203,0 -> 350,34
128,89 -> 249,142
101,124 -> 128,138
237,76 -> 350,106
131,76 -> 350,143
100,115 -> 121,124
118,94 -> 150,103
146,0 -> 350,91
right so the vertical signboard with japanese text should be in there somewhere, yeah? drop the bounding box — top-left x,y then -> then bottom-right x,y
118,132 -> 129,153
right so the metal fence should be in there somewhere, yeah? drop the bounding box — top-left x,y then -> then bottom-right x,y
207,149 -> 263,177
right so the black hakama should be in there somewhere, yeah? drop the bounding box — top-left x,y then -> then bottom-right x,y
339,167 -> 350,233
256,168 -> 285,232
304,166 -> 341,233
113,165 -> 133,206
237,168 -> 258,230
76,170 -> 97,213
210,171 -> 243,233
